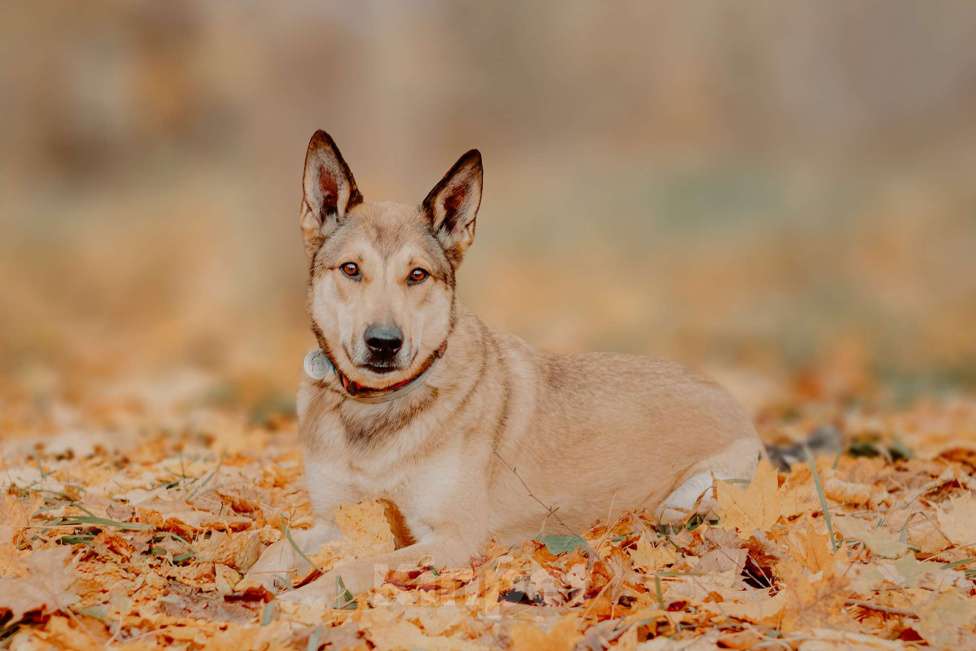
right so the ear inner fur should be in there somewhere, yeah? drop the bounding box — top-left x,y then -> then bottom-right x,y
421,149 -> 483,264
300,130 -> 363,256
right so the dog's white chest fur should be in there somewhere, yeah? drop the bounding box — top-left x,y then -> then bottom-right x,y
298,378 -> 473,538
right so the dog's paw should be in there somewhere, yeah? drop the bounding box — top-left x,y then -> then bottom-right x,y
244,523 -> 339,592
656,471 -> 715,524
242,538 -> 307,592
278,570 -> 359,607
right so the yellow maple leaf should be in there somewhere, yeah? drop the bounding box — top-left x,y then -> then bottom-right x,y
777,556 -> 850,632
335,500 -> 397,552
785,517 -> 840,576
777,464 -> 818,518
628,533 -> 678,573
715,457 -> 782,533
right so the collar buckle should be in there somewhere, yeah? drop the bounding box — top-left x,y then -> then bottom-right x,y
303,349 -> 334,380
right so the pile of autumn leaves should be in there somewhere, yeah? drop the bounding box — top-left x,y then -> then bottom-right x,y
1,395 -> 976,649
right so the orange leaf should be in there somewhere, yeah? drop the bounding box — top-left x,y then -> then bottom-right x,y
510,615 -> 581,651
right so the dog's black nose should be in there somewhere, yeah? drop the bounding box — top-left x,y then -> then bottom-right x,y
365,324 -> 403,357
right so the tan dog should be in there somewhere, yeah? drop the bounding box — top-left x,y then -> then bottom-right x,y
250,131 -> 763,604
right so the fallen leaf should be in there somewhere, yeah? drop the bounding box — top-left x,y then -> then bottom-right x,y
834,517 -> 908,558
628,534 -> 678,572
336,500 -> 397,552
797,628 -> 903,650
936,493 -> 976,548
915,589 -> 976,648
824,476 -> 873,506
510,615 -> 581,651
715,458 -> 782,533
702,588 -> 786,624
0,547 -> 78,625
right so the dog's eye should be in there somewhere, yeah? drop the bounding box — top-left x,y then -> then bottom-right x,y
340,262 -> 361,278
407,268 -> 430,285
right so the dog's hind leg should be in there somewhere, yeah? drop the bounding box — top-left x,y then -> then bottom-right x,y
656,471 -> 716,524
655,437 -> 764,524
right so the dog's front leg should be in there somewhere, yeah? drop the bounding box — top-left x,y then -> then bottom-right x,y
246,476 -> 358,591
244,520 -> 340,591
278,527 -> 480,605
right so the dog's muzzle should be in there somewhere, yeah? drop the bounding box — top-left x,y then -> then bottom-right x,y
303,342 -> 447,404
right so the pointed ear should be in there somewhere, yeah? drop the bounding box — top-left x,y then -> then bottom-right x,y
300,130 -> 362,257
421,149 -> 483,265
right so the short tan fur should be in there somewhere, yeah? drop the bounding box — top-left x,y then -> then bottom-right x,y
248,131 -> 764,603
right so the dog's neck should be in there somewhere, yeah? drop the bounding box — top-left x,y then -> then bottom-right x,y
298,309 -> 490,452
304,340 -> 448,404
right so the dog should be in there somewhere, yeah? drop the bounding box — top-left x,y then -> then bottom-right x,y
248,130 -> 763,604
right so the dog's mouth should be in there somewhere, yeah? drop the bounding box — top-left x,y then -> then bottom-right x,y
359,362 -> 399,375
354,349 -> 418,378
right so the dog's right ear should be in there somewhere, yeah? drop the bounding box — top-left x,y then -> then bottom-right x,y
300,130 -> 362,257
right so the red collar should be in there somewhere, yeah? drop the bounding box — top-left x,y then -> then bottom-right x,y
321,341 -> 447,403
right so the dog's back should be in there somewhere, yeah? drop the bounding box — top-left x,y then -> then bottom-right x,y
477,323 -> 762,540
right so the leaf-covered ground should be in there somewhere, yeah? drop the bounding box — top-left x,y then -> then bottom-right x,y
2,369 -> 976,650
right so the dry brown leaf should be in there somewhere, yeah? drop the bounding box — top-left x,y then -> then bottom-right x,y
0,547 -> 78,625
935,493 -> 976,547
915,589 -> 976,648
703,589 -> 787,624
823,476 -> 873,506
0,542 -> 27,579
834,517 -> 908,558
4,362 -> 976,649
0,492 -> 41,547
796,628 -> 903,650
906,512 -> 952,554
366,618 -> 485,651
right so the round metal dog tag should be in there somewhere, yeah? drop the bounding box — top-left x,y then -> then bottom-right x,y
303,349 -> 333,380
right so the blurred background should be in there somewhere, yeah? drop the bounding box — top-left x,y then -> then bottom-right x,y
3,1 -> 976,426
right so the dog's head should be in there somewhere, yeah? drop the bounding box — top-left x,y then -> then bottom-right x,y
299,130 -> 482,388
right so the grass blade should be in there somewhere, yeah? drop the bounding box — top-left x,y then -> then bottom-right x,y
283,524 -> 320,572
334,575 -> 356,610
805,448 -> 839,552
46,515 -> 152,531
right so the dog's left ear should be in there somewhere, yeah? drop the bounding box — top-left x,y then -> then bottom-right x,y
422,149 -> 483,265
